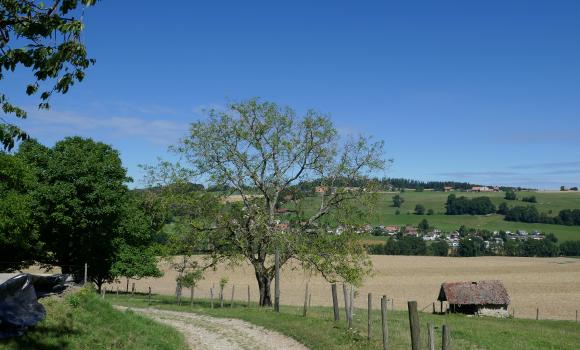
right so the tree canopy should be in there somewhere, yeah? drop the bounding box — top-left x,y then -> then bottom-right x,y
17,137 -> 129,288
0,152 -> 41,271
0,0 -> 96,150
151,98 -> 385,306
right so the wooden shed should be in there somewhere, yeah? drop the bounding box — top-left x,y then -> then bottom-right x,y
438,280 -> 510,317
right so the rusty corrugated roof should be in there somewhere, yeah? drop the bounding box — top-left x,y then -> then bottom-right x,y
437,280 -> 510,305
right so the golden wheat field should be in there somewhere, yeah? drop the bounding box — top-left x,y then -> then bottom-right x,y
103,255 -> 580,321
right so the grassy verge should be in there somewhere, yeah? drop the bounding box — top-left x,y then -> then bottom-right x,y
109,293 -> 580,350
0,288 -> 188,350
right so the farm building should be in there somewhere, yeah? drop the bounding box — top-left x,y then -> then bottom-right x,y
437,280 -> 510,317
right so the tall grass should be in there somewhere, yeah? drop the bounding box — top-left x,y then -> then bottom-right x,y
0,287 -> 188,350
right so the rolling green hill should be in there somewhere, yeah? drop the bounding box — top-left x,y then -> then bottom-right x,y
300,191 -> 580,241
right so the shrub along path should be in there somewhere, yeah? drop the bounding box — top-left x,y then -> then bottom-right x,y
115,306 -> 307,350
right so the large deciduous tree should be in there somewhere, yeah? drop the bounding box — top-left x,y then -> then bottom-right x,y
111,191 -> 166,292
0,0 -> 96,150
18,137 -> 128,289
0,151 -> 41,271
162,98 -> 385,306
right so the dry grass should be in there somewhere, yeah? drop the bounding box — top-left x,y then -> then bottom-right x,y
105,255 -> 580,321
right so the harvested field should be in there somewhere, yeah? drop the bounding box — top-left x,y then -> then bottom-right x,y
104,255 -> 580,321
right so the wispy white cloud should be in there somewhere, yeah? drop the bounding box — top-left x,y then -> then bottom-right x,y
19,109 -> 189,146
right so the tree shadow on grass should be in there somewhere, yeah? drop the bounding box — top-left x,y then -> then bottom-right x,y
0,323 -> 81,350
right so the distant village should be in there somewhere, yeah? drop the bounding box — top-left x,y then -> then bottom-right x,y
351,224 -> 547,250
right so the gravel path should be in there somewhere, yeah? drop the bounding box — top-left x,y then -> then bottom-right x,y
115,306 -> 308,350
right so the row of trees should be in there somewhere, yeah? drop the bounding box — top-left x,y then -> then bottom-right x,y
367,237 -> 449,256
445,194 -> 496,215
367,233 -> 567,257
503,205 -> 580,226
296,178 -> 478,193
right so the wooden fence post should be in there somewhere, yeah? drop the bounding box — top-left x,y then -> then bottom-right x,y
190,286 -> 194,307
274,249 -> 280,312
220,285 -> 224,308
536,308 -> 539,320
381,295 -> 388,350
331,283 -> 340,321
391,298 -> 394,312
131,282 -> 135,296
116,286 -> 119,296
408,300 -> 421,350
576,310 -> 578,322
427,322 -> 435,350
247,285 -> 251,307
367,293 -> 372,341
101,287 -> 105,299
442,325 -> 450,350
148,286 -> 152,305
432,303 -> 436,314
350,286 -> 355,323
343,283 -> 352,329
230,285 -> 235,308
303,283 -> 309,317
210,288 -> 214,308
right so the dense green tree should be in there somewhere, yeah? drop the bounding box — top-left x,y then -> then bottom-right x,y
545,233 -> 558,244
418,218 -> 429,232
111,245 -> 162,292
18,137 -> 129,289
458,225 -> 469,237
0,0 -> 97,150
560,241 -> 580,256
497,202 -> 509,215
503,239 -> 520,256
392,194 -> 404,208
414,204 -> 425,215
427,208 -> 434,215
504,191 -> 517,200
504,205 -> 540,223
111,193 -> 166,291
458,237 -> 486,257
558,209 -> 580,226
0,152 -> 41,271
522,195 -> 537,203
445,194 -> 496,215
384,236 -> 426,255
429,240 -> 449,256
520,239 -> 558,257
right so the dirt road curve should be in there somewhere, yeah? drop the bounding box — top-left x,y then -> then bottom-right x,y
115,306 -> 308,350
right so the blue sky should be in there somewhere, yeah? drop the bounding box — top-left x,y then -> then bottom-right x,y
5,1 -> 580,189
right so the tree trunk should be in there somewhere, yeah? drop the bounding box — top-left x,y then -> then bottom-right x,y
126,278 -> 130,293
255,266 -> 273,307
190,286 -> 194,307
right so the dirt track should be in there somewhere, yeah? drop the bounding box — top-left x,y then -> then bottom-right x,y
115,306 -> 307,350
